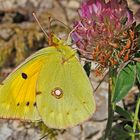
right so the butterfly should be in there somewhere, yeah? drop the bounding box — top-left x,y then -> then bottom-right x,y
0,31 -> 95,129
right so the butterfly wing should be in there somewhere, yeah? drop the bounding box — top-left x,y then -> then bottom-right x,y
37,45 -> 95,129
0,48 -> 53,121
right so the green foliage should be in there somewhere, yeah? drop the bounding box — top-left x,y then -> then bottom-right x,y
113,63 -> 136,102
112,127 -> 131,140
134,0 -> 140,4
135,23 -> 140,33
115,105 -> 133,121
124,124 -> 133,133
136,62 -> 140,83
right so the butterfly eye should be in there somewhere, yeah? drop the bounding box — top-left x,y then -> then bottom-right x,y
51,87 -> 63,99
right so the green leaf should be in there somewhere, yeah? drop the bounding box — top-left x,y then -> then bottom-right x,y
134,0 -> 140,4
83,62 -> 91,77
124,124 -> 133,133
135,23 -> 140,33
136,62 -> 140,83
113,64 -> 136,102
112,127 -> 130,140
137,35 -> 140,45
115,105 -> 133,120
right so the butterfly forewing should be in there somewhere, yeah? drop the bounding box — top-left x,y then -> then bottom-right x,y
0,48 -> 52,121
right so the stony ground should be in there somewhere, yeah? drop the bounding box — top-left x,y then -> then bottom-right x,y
0,0 -> 139,140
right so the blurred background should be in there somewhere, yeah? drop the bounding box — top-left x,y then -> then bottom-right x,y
0,0 -> 140,140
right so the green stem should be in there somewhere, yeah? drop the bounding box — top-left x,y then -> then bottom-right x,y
138,122 -> 140,140
104,73 -> 116,140
132,93 -> 140,140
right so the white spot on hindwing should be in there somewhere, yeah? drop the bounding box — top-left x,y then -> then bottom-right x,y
55,89 -> 61,96
51,87 -> 63,99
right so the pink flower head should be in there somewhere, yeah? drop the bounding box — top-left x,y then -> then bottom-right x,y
72,0 -> 136,75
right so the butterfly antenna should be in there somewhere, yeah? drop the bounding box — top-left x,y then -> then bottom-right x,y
51,18 -> 71,31
32,12 -> 49,39
67,24 -> 79,41
50,17 -> 72,41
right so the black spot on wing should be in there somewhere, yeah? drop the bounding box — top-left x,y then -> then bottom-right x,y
21,73 -> 28,79
17,102 -> 20,106
33,102 -> 37,107
26,102 -> 30,106
36,91 -> 42,95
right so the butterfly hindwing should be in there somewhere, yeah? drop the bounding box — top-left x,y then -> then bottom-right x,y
36,45 -> 95,128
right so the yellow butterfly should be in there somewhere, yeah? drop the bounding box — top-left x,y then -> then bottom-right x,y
0,18 -> 95,129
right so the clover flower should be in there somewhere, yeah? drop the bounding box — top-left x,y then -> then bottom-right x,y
72,0 -> 137,75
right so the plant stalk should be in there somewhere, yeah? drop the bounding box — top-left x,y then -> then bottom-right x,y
132,93 -> 140,140
104,75 -> 115,139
